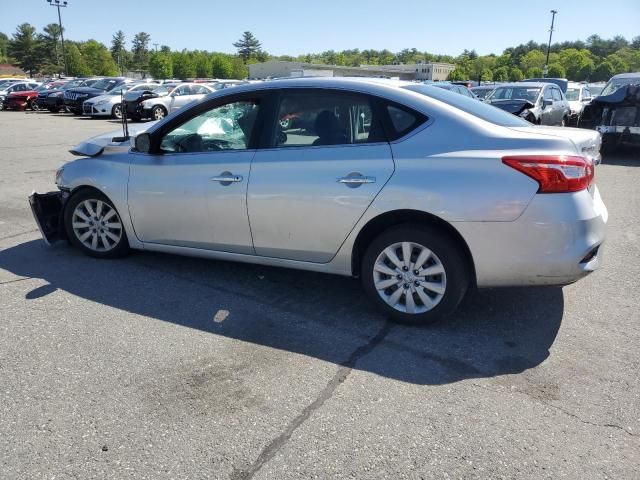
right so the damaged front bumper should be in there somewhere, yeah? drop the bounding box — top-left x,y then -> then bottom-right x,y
28,191 -> 68,245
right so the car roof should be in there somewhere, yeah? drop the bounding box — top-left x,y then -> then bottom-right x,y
493,82 -> 550,88
610,72 -> 640,79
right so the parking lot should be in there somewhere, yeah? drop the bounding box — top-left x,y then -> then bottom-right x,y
0,111 -> 638,479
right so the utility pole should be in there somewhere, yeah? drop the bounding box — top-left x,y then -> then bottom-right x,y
153,43 -> 159,52
46,0 -> 69,77
544,9 -> 557,78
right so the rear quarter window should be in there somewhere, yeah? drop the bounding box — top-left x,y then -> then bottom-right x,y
384,104 -> 428,141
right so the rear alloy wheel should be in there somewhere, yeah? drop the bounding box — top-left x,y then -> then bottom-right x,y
28,99 -> 39,111
64,190 -> 129,258
362,225 -> 469,325
111,103 -> 123,119
152,105 -> 167,120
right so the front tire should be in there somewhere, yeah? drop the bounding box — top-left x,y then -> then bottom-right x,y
111,103 -> 123,119
64,189 -> 130,259
361,225 -> 469,325
151,105 -> 167,120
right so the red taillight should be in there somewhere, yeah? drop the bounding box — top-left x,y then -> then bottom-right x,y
502,155 -> 594,193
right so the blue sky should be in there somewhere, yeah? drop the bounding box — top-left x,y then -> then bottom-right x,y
1,0 -> 638,56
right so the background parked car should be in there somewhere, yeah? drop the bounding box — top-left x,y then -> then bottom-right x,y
587,82 -> 606,98
429,82 -> 478,99
0,81 -> 41,111
522,77 -> 569,93
470,85 -> 497,101
64,77 -> 134,114
2,82 -> 64,111
136,83 -> 214,120
578,72 -> 640,151
43,78 -> 100,112
565,82 -> 593,125
486,82 -> 570,125
124,83 -> 180,121
82,83 -> 160,119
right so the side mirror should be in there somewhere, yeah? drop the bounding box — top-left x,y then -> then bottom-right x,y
543,99 -> 552,109
135,133 -> 152,153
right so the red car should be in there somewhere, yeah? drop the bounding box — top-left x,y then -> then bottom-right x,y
2,82 -> 65,111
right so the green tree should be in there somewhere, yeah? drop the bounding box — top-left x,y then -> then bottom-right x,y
131,31 -> 151,72
8,23 -> 42,76
520,49 -> 546,73
592,62 -> 614,82
193,52 -> 211,77
229,56 -> 248,79
148,52 -> 173,79
65,43 -> 91,76
111,30 -> 128,74
547,63 -> 566,78
558,48 -> 594,80
509,67 -> 524,81
171,51 -> 196,79
0,32 -> 9,63
210,53 -> 233,78
527,67 -> 544,78
37,23 -> 63,74
233,31 -> 262,62
81,40 -> 118,75
493,66 -> 509,81
447,68 -> 467,81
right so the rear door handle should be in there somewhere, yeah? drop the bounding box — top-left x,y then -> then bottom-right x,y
337,174 -> 376,186
211,172 -> 243,185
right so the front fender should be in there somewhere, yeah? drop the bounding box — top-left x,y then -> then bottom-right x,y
59,154 -> 142,249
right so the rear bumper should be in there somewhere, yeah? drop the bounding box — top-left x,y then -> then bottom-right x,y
455,186 -> 608,287
28,191 -> 68,245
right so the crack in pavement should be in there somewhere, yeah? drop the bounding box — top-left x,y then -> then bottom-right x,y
230,322 -> 393,480
0,277 -> 32,286
472,383 -> 637,438
0,229 -> 38,241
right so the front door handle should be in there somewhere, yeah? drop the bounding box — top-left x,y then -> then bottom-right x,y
211,171 -> 243,185
337,173 -> 376,187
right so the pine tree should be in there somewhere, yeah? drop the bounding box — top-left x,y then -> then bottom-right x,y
8,23 -> 42,76
233,31 -> 262,63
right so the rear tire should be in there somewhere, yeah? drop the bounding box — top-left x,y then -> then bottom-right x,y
361,225 -> 469,325
64,189 -> 130,259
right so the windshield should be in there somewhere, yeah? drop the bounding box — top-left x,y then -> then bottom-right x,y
487,87 -> 540,103
565,88 -> 580,101
403,84 -> 530,127
589,85 -> 604,96
600,77 -> 640,96
471,88 -> 494,99
91,79 -> 121,91
154,84 -> 177,95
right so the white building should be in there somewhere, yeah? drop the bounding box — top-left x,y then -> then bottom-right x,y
249,61 -> 456,81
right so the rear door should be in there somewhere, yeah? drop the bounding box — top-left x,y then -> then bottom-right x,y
247,88 -> 395,263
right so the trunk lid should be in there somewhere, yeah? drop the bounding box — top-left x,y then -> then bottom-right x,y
508,126 -> 602,164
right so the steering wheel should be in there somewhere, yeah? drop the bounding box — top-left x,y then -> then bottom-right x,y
175,134 -> 203,153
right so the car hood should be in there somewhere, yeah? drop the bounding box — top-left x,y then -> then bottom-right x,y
568,100 -> 584,112
489,99 -> 535,114
87,93 -> 117,104
67,86 -> 108,95
508,125 -> 602,164
69,122 -> 158,157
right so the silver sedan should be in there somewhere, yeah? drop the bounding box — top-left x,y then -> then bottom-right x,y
29,78 -> 607,324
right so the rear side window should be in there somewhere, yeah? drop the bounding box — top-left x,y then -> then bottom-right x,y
273,90 -> 386,147
385,104 -> 426,140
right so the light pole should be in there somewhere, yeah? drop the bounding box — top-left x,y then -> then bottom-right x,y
544,9 -> 557,78
46,0 -> 69,77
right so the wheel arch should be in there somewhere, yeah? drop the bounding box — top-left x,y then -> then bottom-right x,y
351,209 -> 476,286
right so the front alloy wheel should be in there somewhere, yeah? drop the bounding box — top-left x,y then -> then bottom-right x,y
152,105 -> 166,120
65,190 -> 129,258
112,103 -> 123,119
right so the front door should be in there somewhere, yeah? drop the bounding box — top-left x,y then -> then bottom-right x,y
247,89 -> 395,263
128,98 -> 262,253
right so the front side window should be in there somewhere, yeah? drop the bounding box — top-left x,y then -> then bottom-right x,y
159,100 -> 260,153
274,91 -> 383,147
551,88 -> 562,101
172,85 -> 191,96
543,87 -> 553,101
192,85 -> 212,95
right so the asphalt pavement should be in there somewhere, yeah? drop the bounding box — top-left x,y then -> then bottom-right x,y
0,111 -> 638,479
